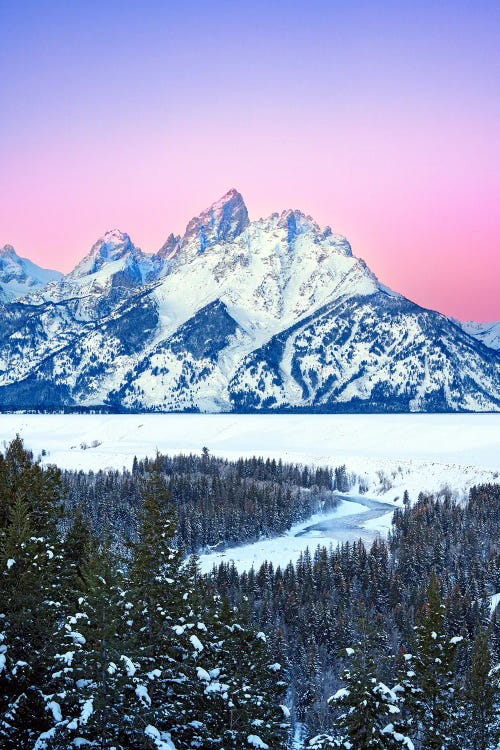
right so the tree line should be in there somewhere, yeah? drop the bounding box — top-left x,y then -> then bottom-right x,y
0,438 -> 289,749
62,451 -> 352,553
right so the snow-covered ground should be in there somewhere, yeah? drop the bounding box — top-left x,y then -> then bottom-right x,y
2,413 -> 499,570
2,413 -> 499,490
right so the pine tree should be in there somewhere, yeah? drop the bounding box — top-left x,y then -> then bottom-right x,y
409,574 -> 462,749
126,454 -> 199,746
461,628 -> 500,750
178,595 -> 290,749
62,504 -> 96,608
0,439 -> 64,749
39,540 -> 147,750
329,635 -> 412,749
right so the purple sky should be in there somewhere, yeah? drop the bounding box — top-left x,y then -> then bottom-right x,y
1,1 -> 499,320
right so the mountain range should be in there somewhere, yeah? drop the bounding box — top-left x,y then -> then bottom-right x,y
1,189 -> 499,412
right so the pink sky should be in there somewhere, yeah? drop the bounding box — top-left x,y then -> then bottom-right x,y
1,1 -> 499,321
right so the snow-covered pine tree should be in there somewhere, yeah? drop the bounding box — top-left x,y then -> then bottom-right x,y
391,649 -> 420,745
408,573 -> 462,750
126,455 -> 197,747
175,594 -> 290,749
0,438 -> 64,749
61,504 -> 97,609
37,540 -> 146,749
329,651 -> 413,748
327,607 -> 414,749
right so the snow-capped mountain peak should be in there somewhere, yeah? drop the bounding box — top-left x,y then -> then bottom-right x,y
181,188 -> 250,252
0,244 -> 16,258
69,229 -> 137,278
277,208 -> 318,234
30,230 -> 162,320
458,320 -> 500,351
0,244 -> 62,302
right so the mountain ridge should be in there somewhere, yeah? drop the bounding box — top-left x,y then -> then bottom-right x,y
1,190 -> 499,413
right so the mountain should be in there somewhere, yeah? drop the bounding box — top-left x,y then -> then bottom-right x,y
0,245 -> 62,302
0,189 -> 499,412
68,228 -> 153,280
27,229 -> 164,321
458,321 -> 500,352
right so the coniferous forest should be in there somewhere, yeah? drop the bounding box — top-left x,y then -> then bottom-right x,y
1,438 -> 499,749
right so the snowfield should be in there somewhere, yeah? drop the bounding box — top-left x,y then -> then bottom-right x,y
2,413 -> 499,477
1,413 -> 499,571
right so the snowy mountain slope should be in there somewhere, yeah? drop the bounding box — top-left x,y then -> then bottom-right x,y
0,189 -> 499,412
228,293 -> 500,412
0,286 -> 161,406
459,320 -> 500,351
106,300 -> 243,412
0,245 -> 62,302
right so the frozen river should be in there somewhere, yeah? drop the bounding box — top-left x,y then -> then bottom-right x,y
296,494 -> 396,542
198,493 -> 397,573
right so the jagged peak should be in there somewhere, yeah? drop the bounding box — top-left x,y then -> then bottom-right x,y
262,208 -> 326,235
157,233 -> 181,259
69,229 -> 138,278
182,188 -> 250,251
210,187 -> 245,211
277,209 -> 320,236
278,208 -> 315,221
256,209 -> 351,256
92,229 -> 133,253
0,244 -> 18,259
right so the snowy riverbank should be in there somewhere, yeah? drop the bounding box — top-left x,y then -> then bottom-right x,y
197,494 -> 396,573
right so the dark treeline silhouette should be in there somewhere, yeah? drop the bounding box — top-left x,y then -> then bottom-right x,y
62,451 -> 352,552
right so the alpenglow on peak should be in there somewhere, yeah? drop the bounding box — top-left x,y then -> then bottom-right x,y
68,230 -> 137,278
182,188 -> 250,252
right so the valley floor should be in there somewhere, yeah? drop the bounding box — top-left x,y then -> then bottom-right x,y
2,412 -> 499,569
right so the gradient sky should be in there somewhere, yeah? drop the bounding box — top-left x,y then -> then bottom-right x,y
1,0 -> 499,320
